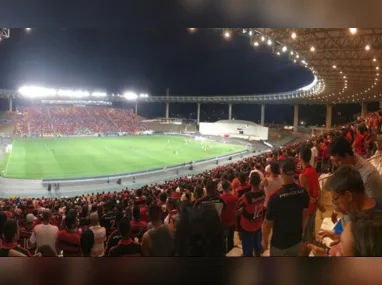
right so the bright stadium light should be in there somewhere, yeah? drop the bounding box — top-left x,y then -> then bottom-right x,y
282,46 -> 287,52
291,32 -> 297,39
365,45 -> 370,51
124,92 -> 138,100
25,28 -> 32,32
310,46 -> 315,52
18,86 -> 56,97
139,93 -> 149,98
253,41 -> 259,47
349,28 -> 357,34
249,30 -> 253,36
267,39 -> 272,46
92,92 -> 107,97
261,36 -> 265,42
57,89 -> 89,98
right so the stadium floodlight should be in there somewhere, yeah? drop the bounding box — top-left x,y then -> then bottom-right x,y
18,86 -> 56,98
139,93 -> 149,98
92,92 -> 107,97
124,92 -> 138,100
282,46 -> 287,52
57,89 -> 90,98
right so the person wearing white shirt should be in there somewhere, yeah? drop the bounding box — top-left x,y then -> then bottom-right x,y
310,142 -> 319,169
29,209 -> 58,253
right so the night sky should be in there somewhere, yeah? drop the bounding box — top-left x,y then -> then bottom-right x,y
0,28 -> 374,125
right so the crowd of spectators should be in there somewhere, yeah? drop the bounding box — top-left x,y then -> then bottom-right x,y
2,111 -> 382,257
14,106 -> 147,136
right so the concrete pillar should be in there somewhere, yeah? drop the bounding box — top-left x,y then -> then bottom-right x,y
135,102 -> 138,115
293,104 -> 299,132
165,88 -> 170,119
326,104 -> 332,130
361,102 -> 368,117
9,97 -> 12,112
197,103 -> 201,125
228,103 -> 232,120
261,104 -> 265,126
165,103 -> 169,119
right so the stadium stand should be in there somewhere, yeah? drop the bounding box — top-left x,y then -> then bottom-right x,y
14,106 -> 147,136
1,110 -> 382,257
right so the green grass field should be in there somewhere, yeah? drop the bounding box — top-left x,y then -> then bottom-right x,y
0,135 -> 246,179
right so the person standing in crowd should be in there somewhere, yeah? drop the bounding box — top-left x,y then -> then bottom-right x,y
80,229 -> 95,257
329,136 -> 382,200
89,212 -> 106,257
108,217 -> 143,257
194,179 -> 226,217
262,159 -> 309,257
310,141 -> 319,169
100,202 -> 116,236
29,209 -> 58,254
56,209 -> 81,257
318,166 -> 382,245
234,173 -> 252,198
353,124 -> 368,158
142,204 -> 174,256
19,213 -> 35,249
0,219 -> 31,257
309,210 -> 382,256
220,180 -> 238,253
249,163 -> 264,181
130,206 -> 148,242
175,205 -> 225,256
238,172 -> 265,257
298,147 -> 325,255
261,163 -> 283,210
105,211 -> 123,255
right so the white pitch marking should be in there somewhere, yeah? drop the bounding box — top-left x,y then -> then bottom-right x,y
4,141 -> 15,176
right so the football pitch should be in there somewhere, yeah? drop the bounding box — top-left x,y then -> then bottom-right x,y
0,135 -> 246,179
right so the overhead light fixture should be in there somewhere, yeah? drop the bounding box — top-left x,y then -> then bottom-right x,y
249,30 -> 253,36
224,31 -> 231,38
290,51 -> 294,55
365,45 -> 370,51
267,39 -> 272,46
282,46 -> 287,52
349,28 -> 357,34
310,46 -> 315,52
333,65 -> 337,69
291,32 -> 297,39
25,28 -> 32,32
373,58 -> 377,62
261,36 -> 265,42
254,41 -> 259,46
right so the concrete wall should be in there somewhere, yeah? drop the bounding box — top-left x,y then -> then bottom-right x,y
199,122 -> 268,140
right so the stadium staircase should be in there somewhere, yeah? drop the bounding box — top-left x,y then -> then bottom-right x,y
104,109 -> 119,131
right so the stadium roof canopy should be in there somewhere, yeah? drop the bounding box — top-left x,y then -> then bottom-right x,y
1,28 -> 381,105
226,28 -> 382,105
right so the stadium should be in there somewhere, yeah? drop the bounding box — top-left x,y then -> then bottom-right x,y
1,28 -> 382,258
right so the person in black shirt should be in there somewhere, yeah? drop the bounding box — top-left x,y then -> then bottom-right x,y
193,179 -> 226,217
100,202 -> 117,236
80,229 -> 94,257
262,158 -> 309,257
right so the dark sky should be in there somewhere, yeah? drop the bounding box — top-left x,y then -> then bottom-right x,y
0,28 -> 369,125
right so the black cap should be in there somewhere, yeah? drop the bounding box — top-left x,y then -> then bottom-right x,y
281,158 -> 295,176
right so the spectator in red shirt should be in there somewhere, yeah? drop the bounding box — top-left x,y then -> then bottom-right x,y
108,217 -> 143,257
220,180 -> 238,253
130,206 -> 148,242
0,220 -> 31,257
56,209 -> 81,257
238,172 -> 265,257
353,124 -> 367,157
